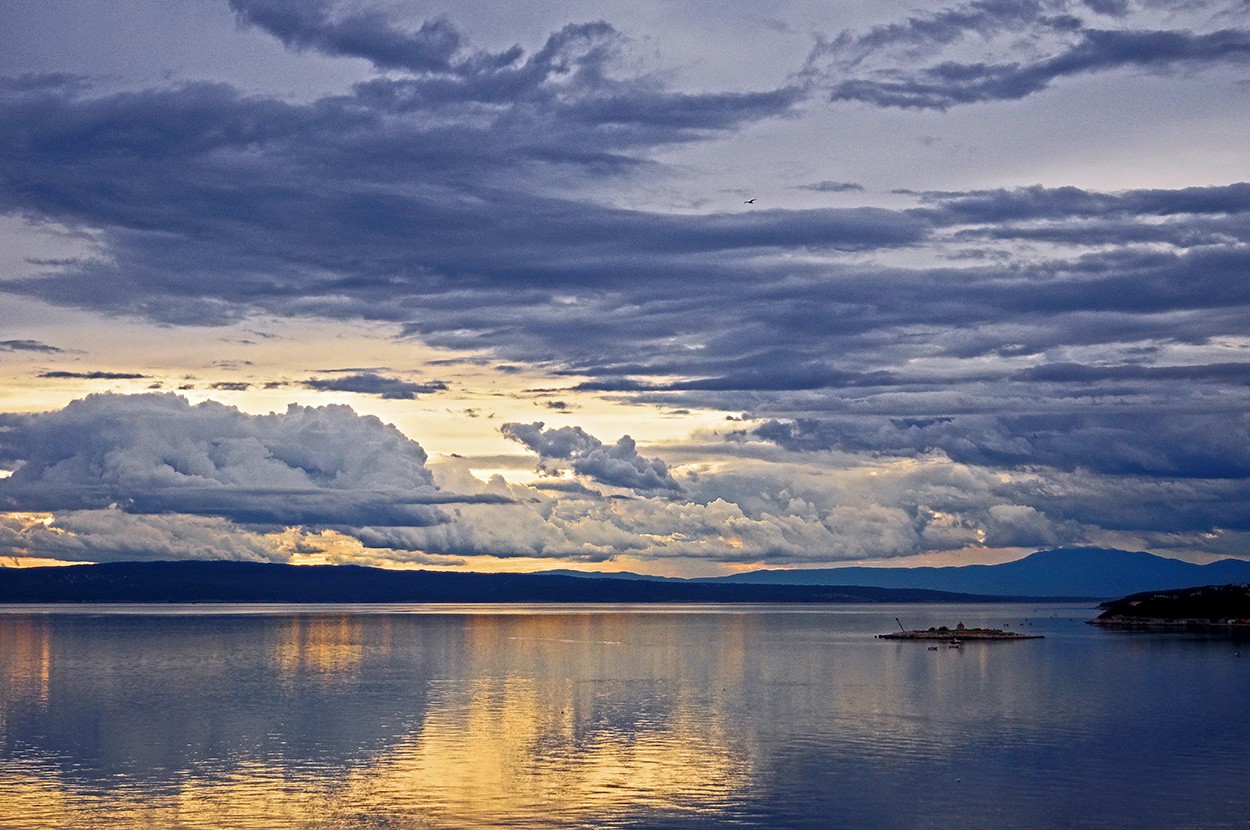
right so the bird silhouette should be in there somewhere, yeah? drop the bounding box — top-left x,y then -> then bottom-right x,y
744,198 -> 756,204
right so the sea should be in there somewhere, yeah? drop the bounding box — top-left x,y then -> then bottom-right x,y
0,603 -> 1246,829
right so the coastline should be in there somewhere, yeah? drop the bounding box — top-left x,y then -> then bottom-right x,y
1088,617 -> 1250,631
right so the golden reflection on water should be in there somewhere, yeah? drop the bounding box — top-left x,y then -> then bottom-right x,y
3,606 -> 1243,829
0,617 -> 51,708
1,713 -> 746,830
0,611 -> 753,829
331,677 -> 748,828
273,614 -> 370,676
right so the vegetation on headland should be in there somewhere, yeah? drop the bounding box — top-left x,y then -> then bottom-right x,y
1090,584 -> 1250,629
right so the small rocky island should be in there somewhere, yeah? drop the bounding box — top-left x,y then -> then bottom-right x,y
877,621 -> 1043,640
1090,583 -> 1250,630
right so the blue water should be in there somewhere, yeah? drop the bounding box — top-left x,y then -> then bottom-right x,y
0,603 -> 1246,829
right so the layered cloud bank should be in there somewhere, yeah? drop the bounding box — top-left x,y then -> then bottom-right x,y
1,393 -> 1245,569
2,1 -> 1249,569
0,394 -> 468,525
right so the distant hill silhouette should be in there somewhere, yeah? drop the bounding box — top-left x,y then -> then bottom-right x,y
6,549 -> 1240,603
704,548 -> 1250,598
0,560 -> 1030,604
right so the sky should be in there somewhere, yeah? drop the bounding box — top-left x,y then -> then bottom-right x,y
2,0 -> 1250,575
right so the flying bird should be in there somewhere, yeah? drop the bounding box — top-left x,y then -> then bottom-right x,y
744,198 -> 756,204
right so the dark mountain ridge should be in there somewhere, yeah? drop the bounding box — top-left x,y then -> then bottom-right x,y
0,560 -> 1041,604
702,548 -> 1250,598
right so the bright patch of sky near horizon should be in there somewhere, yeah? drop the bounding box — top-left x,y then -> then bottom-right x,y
2,0 -> 1250,575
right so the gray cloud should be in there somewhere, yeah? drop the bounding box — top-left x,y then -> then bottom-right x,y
230,0 -> 480,75
302,372 -> 448,399
797,180 -> 865,193
574,435 -> 683,492
827,28 -> 1250,110
500,422 -> 601,460
803,1 -> 1250,110
1,392 -> 1245,566
1014,361 -> 1250,385
0,508 -> 285,564
1083,0 -> 1129,15
919,182 -> 1250,221
39,370 -> 148,380
17,17 -> 1245,417
0,393 -> 499,527
0,339 -> 61,353
0,55 -> 813,337
816,0 -> 1064,66
501,421 -> 681,492
2,3 -> 1250,564
751,407 -> 1250,481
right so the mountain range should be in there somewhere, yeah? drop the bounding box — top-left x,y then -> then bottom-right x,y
2,548 -> 1245,604
552,548 -> 1250,599
0,560 -> 1009,604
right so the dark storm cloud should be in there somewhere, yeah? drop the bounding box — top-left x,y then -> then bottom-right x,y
0,394 -> 503,527
231,2 -> 801,133
752,405 -> 1250,481
234,0 -> 805,148
230,0 -> 480,74
529,479 -> 607,497
920,182 -> 1250,222
3,2 -> 1250,550
1014,472 -> 1250,534
1015,361 -> 1250,385
543,227 -> 1250,394
302,372 -> 448,399
571,434 -> 683,492
807,1 -> 1250,111
501,422 -> 681,492
816,0 -> 1061,63
38,370 -> 148,380
0,339 -> 62,352
956,216 -> 1249,248
0,63 -> 816,329
797,181 -> 865,193
827,27 -> 1250,110
576,365 -> 904,393
1082,0 -> 1129,15
501,423 -> 600,459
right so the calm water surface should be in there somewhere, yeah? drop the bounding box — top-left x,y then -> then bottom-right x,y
0,603 -> 1247,829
